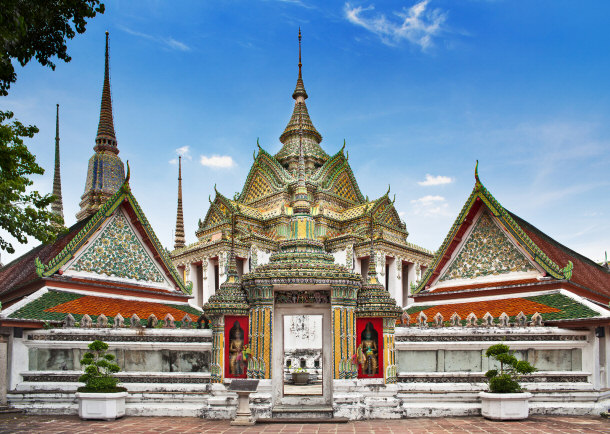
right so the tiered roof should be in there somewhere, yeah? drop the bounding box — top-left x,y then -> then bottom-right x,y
415,163 -> 610,304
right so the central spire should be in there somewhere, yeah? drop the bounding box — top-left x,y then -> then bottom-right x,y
95,31 -> 118,153
293,28 -> 307,100
76,31 -> 125,221
276,29 -> 328,172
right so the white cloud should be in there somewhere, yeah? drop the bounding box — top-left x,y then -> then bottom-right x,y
344,0 -> 448,50
417,174 -> 453,186
165,37 -> 190,52
176,146 -> 191,158
410,195 -> 450,216
200,155 -> 235,169
169,146 -> 191,164
119,25 -> 190,52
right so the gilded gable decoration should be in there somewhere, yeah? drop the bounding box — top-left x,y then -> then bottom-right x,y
439,212 -> 536,282
69,212 -> 166,283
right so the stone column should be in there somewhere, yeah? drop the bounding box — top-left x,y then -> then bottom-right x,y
387,257 -> 401,306
331,285 -> 358,379
0,334 -> 7,406
218,251 -> 228,287
205,257 -> 215,300
406,262 -> 417,295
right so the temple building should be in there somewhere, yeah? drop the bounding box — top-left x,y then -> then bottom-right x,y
0,33 -> 204,413
171,30 -> 433,310
0,30 -> 608,420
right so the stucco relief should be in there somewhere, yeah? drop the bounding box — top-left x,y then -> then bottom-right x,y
70,212 -> 165,283
439,212 -> 535,282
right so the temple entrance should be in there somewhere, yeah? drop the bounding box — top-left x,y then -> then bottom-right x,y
273,301 -> 332,407
283,314 -> 323,396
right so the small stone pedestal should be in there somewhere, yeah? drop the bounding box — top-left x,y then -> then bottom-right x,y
229,379 -> 259,426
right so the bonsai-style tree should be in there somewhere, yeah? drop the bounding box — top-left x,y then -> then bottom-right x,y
485,343 -> 536,393
78,340 -> 125,393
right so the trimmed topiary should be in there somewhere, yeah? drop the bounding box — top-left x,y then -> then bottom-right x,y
484,343 -> 536,393
78,340 -> 126,393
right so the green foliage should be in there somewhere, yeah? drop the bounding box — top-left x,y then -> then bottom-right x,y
78,340 -> 125,393
484,343 -> 536,394
0,111 -> 63,253
0,0 -> 105,96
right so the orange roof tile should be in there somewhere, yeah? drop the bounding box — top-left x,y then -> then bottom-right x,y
413,298 -> 559,321
45,295 -> 198,321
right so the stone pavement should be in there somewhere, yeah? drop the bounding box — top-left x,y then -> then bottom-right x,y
0,414 -> 607,433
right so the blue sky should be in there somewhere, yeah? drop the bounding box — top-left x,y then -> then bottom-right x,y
3,0 -> 610,265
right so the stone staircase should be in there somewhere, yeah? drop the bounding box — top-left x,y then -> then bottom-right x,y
257,405 -> 347,423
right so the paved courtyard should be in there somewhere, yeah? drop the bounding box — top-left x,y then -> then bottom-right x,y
0,414 -> 607,433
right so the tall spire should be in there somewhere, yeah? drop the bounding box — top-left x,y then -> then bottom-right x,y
95,31 -> 118,153
174,156 -> 185,249
76,32 -> 125,221
276,28 -> 328,171
367,211 -> 379,284
51,104 -> 64,223
293,27 -> 307,100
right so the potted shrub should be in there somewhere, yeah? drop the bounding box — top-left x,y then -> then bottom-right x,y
291,367 -> 309,385
480,343 -> 536,420
76,340 -> 127,420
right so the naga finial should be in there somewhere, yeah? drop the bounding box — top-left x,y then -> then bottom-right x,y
475,160 -> 480,184
340,140 -> 346,153
125,161 -> 131,184
386,184 -> 391,196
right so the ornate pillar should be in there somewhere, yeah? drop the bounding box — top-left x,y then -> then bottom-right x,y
210,315 -> 225,383
247,284 -> 273,379
383,317 -> 397,384
331,284 -> 358,379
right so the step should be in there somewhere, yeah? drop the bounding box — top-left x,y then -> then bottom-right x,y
258,417 -> 348,424
270,405 -> 336,420
0,406 -> 23,414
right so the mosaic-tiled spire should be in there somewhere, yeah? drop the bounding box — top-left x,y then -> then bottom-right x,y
51,104 -> 64,223
174,156 -> 185,249
276,29 -> 328,171
203,209 -> 249,318
291,107 -> 312,219
357,210 -> 401,318
95,31 -> 118,153
76,32 -> 125,221
366,213 -> 379,285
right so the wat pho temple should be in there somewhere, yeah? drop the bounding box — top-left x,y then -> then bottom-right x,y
0,31 -> 609,420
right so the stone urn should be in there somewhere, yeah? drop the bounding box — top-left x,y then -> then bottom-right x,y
76,391 -> 127,420
292,372 -> 309,385
479,392 -> 532,420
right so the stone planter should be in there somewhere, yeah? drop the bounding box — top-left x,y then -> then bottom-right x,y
76,391 -> 127,420
292,372 -> 309,385
479,391 -> 532,420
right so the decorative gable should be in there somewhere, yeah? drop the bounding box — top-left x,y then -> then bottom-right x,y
332,172 -> 359,203
439,212 -> 536,283
241,171 -> 274,204
68,211 -> 166,283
